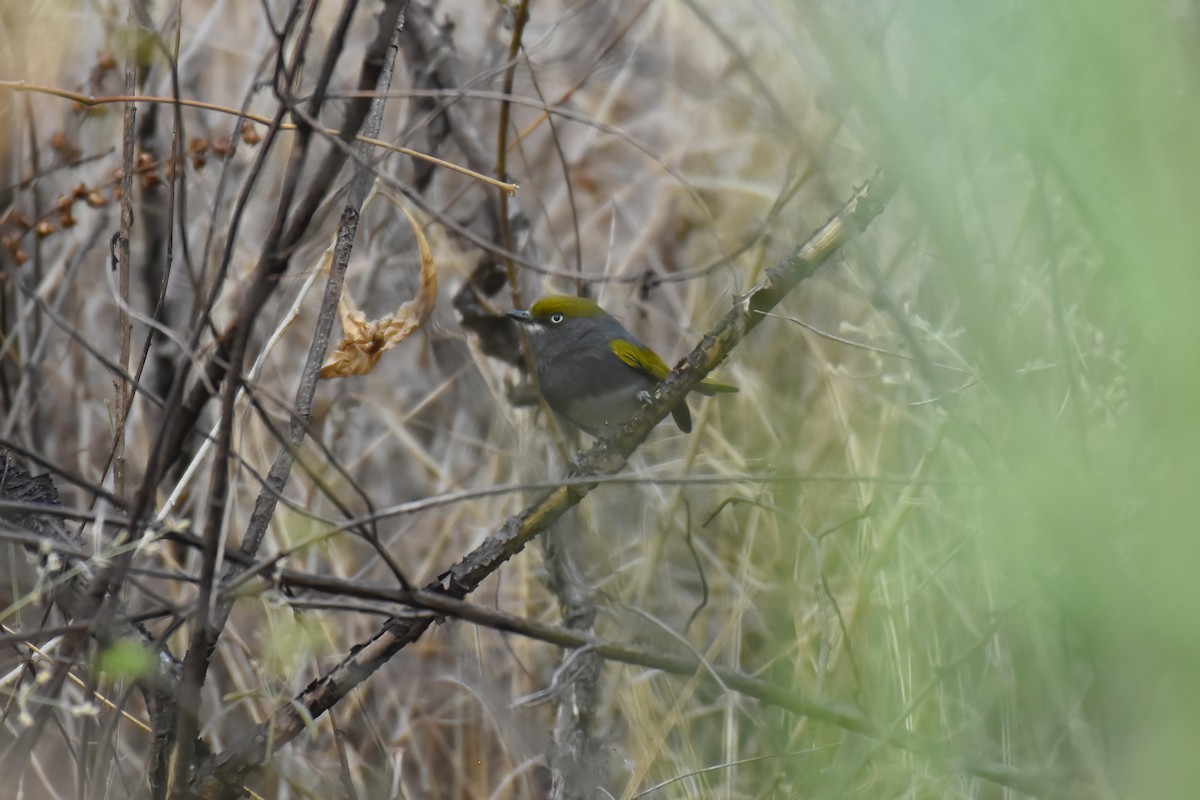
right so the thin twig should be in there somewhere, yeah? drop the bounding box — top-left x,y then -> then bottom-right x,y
0,81 -> 516,194
169,0 -> 334,787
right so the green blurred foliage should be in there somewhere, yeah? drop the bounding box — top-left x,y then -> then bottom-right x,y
785,0 -> 1200,795
96,639 -> 158,682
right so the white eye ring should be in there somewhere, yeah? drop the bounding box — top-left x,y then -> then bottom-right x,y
549,313 -> 564,324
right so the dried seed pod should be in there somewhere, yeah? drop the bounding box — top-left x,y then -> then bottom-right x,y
163,153 -> 181,180
241,121 -> 261,145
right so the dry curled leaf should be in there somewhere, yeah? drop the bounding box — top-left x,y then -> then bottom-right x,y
320,205 -> 437,379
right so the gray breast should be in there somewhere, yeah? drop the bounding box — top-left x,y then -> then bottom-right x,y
529,317 -> 655,435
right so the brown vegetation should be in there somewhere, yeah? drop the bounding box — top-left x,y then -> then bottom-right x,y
1,1 -> 1198,798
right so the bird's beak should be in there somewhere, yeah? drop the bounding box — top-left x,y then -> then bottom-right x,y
506,309 -> 533,324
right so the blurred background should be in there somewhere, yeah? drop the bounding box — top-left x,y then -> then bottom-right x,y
1,0 -> 1198,797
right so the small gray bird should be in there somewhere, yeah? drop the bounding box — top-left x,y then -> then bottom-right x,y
507,295 -> 737,436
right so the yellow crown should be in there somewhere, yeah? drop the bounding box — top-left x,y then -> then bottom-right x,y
528,295 -> 607,319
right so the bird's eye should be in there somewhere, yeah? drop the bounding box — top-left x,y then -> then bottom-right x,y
549,313 -> 564,324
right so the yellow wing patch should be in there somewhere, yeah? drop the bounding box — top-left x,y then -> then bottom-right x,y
610,338 -> 738,395
610,338 -> 670,380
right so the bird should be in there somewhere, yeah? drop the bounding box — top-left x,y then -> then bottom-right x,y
506,295 -> 737,436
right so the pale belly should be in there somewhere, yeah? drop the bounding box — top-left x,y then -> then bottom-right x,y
560,385 -> 649,436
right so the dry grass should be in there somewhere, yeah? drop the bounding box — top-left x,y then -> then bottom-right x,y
0,0 -> 1198,798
